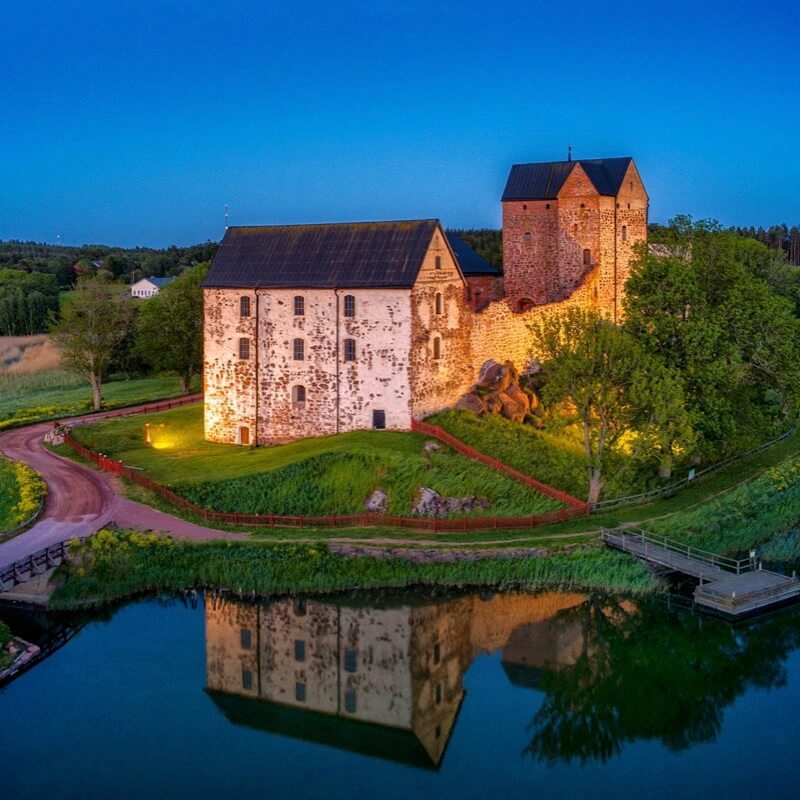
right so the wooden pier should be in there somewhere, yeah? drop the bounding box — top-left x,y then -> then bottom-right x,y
601,527 -> 800,617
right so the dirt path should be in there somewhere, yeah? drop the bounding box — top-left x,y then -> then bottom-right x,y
0,405 -> 243,569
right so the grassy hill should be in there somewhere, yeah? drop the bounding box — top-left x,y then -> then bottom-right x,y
67,403 -> 561,518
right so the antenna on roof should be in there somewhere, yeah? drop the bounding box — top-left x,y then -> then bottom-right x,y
567,145 -> 572,162
224,204 -> 230,230
56,233 -> 61,247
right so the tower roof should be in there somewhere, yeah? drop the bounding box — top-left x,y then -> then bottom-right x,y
501,157 -> 634,201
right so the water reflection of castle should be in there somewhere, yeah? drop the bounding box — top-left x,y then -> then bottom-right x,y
205,592 -> 588,768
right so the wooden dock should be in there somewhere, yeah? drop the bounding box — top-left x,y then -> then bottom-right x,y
601,527 -> 800,617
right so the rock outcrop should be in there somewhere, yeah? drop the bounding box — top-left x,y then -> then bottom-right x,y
412,487 -> 490,518
456,359 -> 542,425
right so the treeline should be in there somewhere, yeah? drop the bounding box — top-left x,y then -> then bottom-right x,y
449,229 -> 503,269
53,265 -> 208,409
0,269 -> 60,336
0,239 -> 219,290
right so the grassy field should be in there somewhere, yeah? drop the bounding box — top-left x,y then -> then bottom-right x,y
49,529 -> 659,609
0,457 -> 46,536
427,410 -> 654,501
68,403 -> 561,518
0,371 -> 200,430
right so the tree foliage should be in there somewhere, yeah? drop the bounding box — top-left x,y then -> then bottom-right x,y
529,308 -> 692,502
0,268 -> 60,335
51,276 -> 135,410
137,263 -> 208,393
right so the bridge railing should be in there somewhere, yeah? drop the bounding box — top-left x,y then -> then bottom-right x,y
601,527 -> 753,575
0,540 -> 70,591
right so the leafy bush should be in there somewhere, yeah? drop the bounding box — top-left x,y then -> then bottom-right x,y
0,458 -> 46,533
0,620 -> 11,647
51,529 -> 659,608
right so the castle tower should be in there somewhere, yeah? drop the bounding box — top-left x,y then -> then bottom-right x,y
501,157 -> 648,321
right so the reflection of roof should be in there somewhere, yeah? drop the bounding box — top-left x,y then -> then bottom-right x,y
446,234 -> 500,276
206,690 -> 442,771
502,158 -> 633,200
501,661 -> 545,690
203,220 -> 444,289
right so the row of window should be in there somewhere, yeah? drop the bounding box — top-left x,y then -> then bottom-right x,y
239,295 -> 358,318
239,336 -> 443,362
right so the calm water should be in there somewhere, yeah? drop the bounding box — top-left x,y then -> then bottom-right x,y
3,589 -> 800,799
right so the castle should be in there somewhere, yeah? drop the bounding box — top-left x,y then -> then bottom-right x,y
203,157 -> 648,444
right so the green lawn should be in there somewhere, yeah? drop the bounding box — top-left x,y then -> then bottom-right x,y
427,409 -> 655,501
0,371 -> 200,430
68,403 -> 561,518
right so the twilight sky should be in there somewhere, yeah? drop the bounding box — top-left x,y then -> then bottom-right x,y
2,0 -> 798,248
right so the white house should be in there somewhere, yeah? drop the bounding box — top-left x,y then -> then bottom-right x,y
131,275 -> 174,298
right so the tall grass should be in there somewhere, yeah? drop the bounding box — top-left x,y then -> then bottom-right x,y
650,454 -> 800,558
50,529 -> 660,609
428,410 -> 653,500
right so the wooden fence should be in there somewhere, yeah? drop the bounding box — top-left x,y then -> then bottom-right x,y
62,427 -> 589,533
0,541 -> 69,590
411,419 -> 589,511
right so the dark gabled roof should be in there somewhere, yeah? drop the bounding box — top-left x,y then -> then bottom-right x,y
446,234 -> 500,276
202,219 -> 441,289
502,157 -> 633,201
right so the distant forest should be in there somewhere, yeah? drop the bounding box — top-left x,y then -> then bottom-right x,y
0,219 -> 797,295
0,240 -> 219,290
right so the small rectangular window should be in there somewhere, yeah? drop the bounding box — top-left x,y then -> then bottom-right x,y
622,225 -> 628,241
294,296 -> 305,316
433,337 -> 441,360
242,669 -> 253,690
344,339 -> 356,362
343,295 -> 355,317
434,255 -> 442,270
372,410 -> 386,430
433,642 -> 441,665
345,690 -> 357,713
241,628 -> 252,650
295,682 -> 306,702
294,639 -> 306,662
294,597 -> 307,616
238,338 -> 250,360
583,248 -> 592,266
293,338 -> 305,361
240,296 -> 251,317
345,649 -> 358,673
523,232 -> 531,242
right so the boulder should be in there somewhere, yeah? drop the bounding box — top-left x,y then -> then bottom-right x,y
423,440 -> 443,453
456,392 -> 486,414
503,383 -> 531,416
364,489 -> 388,514
412,487 -> 491,518
498,391 -> 527,423
484,392 -> 504,415
477,359 -> 517,394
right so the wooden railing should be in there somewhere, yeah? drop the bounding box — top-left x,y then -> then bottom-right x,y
63,430 -> 589,533
0,540 -> 70,591
601,527 -> 752,575
411,419 -> 590,512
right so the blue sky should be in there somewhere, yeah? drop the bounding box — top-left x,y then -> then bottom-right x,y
2,0 -> 798,247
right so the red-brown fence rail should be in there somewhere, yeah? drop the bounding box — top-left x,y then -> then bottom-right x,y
62,429 -> 589,533
411,418 -> 590,512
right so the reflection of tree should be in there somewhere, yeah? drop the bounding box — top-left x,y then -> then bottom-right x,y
525,597 -> 800,765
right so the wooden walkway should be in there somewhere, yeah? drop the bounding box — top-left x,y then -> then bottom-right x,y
602,527 -> 800,617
